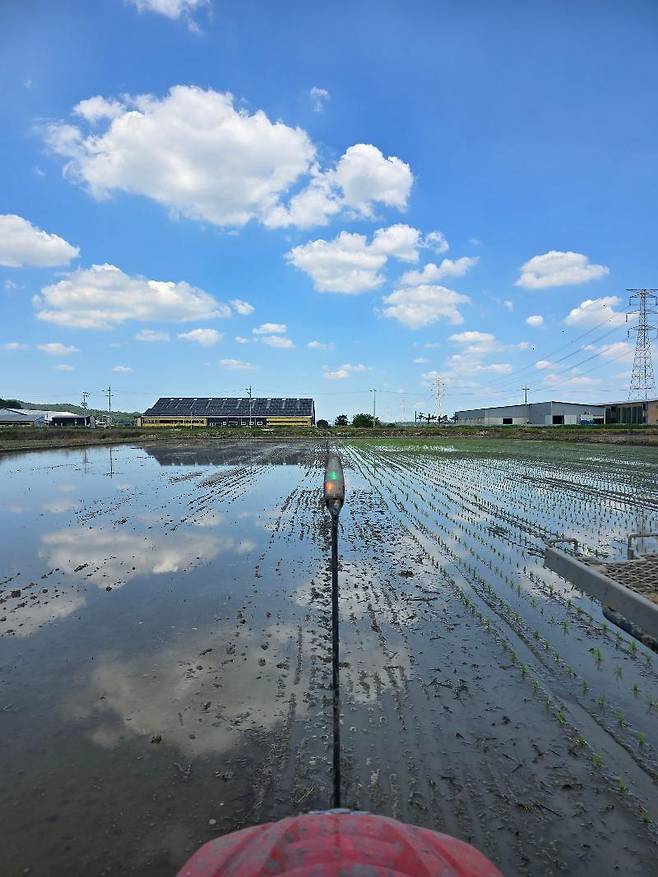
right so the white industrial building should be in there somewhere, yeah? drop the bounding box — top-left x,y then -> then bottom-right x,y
455,401 -> 606,426
0,408 -> 95,427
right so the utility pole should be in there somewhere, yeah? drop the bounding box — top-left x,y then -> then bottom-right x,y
107,386 -> 112,429
246,384 -> 253,428
434,376 -> 443,420
627,289 -> 658,401
522,386 -> 530,404
81,391 -> 89,409
371,388 -> 376,428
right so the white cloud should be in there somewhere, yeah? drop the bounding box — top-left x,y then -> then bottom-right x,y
126,0 -> 210,30
260,335 -> 294,348
253,322 -> 287,335
47,87 -> 314,228
449,330 -> 496,350
112,365 -> 132,373
526,314 -> 544,327
503,299 -> 514,312
516,251 -> 609,289
323,363 -> 370,381
287,224 -> 424,294
309,87 -> 330,112
563,296 -> 625,328
34,263 -> 228,329
424,231 -> 449,254
400,256 -> 478,286
74,96 -> 125,123
37,342 -> 79,356
5,279 -> 19,291
234,336 -> 249,344
599,341 -> 634,363
178,328 -> 223,346
135,329 -> 170,342
219,358 -> 254,370
535,359 -> 552,370
2,341 -> 28,350
413,357 -> 428,364
306,340 -> 334,351
381,285 -> 469,329
543,373 -> 599,387
334,144 -> 412,217
47,87 -> 413,232
0,214 -> 79,267
229,298 -> 254,315
54,363 -> 74,372
266,144 -> 413,229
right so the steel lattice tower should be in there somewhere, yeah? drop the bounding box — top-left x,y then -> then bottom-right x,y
626,289 -> 658,401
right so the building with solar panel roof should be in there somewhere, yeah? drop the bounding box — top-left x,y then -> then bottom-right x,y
138,397 -> 315,428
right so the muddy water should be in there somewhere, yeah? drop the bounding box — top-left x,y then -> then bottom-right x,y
1,438 -> 657,876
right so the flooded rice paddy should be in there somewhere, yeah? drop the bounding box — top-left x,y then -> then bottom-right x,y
1,437 -> 658,876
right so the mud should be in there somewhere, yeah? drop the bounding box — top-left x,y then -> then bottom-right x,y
0,438 -> 657,875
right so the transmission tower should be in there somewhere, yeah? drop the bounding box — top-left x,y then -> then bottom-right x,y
626,289 -> 658,401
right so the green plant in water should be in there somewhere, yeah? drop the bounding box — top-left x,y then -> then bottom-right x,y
582,680 -> 590,695
638,732 -> 646,749
576,735 -> 586,748
614,665 -> 623,680
640,809 -> 652,825
617,712 -> 626,728
556,710 -> 567,726
633,683 -> 640,698
616,777 -> 627,794
592,752 -> 602,770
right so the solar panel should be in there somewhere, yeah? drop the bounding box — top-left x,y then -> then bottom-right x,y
143,397 -> 315,417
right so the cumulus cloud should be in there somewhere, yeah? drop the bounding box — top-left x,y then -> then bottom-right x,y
503,300 -> 514,312
37,342 -> 79,356
219,358 -> 254,370
234,336 -> 249,344
535,359 -> 552,370
112,365 -> 133,373
413,357 -> 428,364
2,341 -> 29,350
526,314 -> 544,327
323,363 -> 370,380
599,341 -> 634,363
46,87 -> 413,232
135,329 -> 170,342
424,231 -> 449,254
229,298 -> 254,315
309,87 -> 330,112
543,373 -> 599,387
252,322 -> 287,335
177,328 -> 223,346
126,0 -> 211,30
563,296 -> 625,328
286,225 -> 425,294
449,330 -> 497,351
306,340 -> 334,350
260,335 -> 294,348
0,214 -> 79,268
516,251 -> 609,289
381,284 -> 470,329
33,263 -> 228,329
399,256 -> 478,286
54,363 -> 74,372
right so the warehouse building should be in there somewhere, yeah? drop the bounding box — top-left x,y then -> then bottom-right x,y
604,398 -> 658,426
455,401 -> 606,426
0,408 -> 95,427
138,397 -> 315,428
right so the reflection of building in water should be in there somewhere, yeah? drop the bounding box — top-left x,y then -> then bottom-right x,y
145,444 -> 315,467
138,397 -> 315,428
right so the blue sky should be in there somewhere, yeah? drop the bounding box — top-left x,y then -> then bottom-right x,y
2,0 -> 657,421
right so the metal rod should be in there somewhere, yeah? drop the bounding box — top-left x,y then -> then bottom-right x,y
331,511 -> 341,808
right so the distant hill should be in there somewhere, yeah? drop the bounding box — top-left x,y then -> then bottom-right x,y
16,400 -> 140,427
